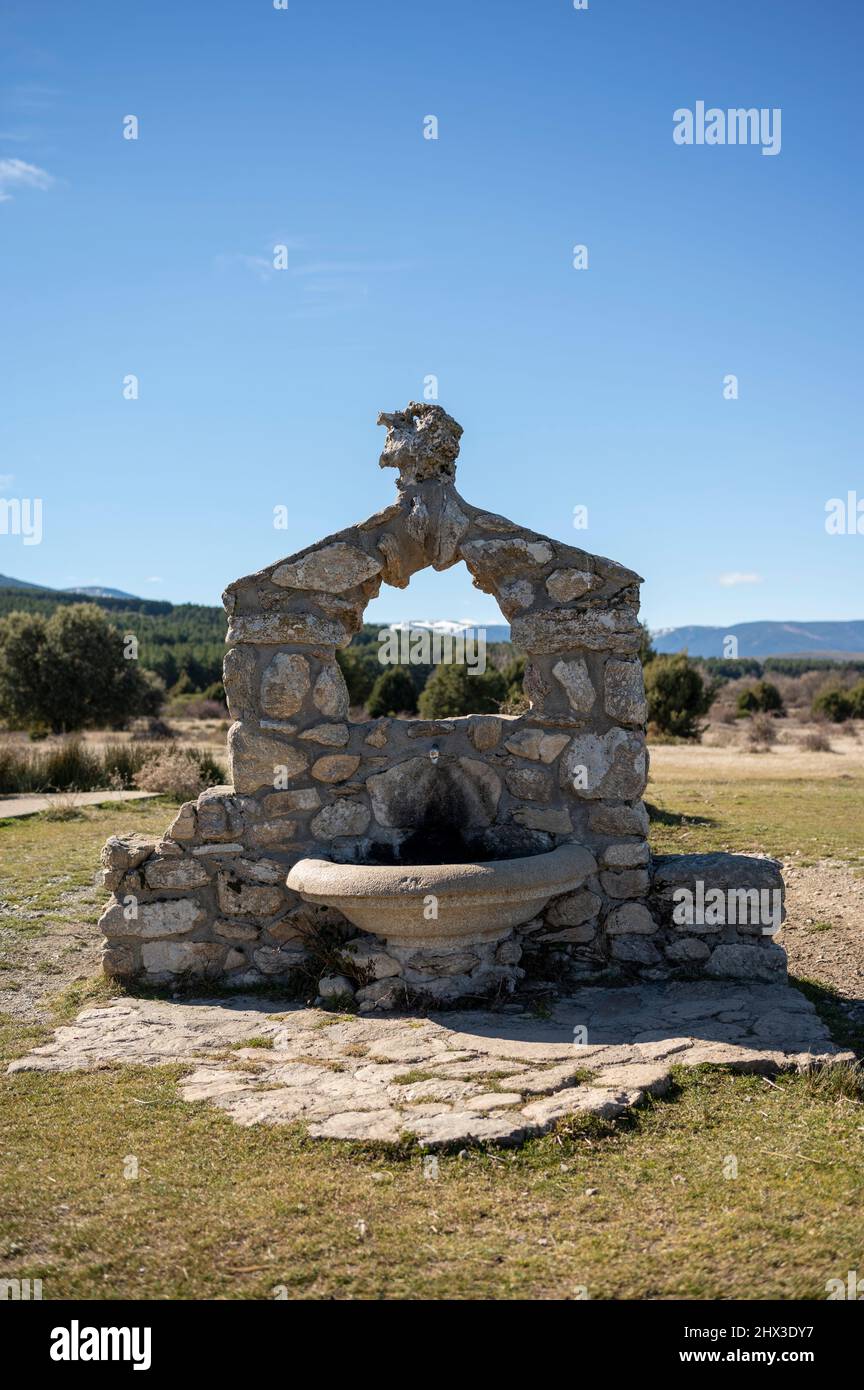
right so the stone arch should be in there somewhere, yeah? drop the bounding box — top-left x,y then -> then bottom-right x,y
100,404 -> 656,989
98,403 -> 789,996
218,403 -> 655,856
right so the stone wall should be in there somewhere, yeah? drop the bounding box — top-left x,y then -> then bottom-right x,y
98,403 -> 786,1002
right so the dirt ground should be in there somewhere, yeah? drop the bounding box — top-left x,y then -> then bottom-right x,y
781,859 -> 864,1003
0,918 -> 103,1024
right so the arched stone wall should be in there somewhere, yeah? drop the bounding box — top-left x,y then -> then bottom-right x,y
98,405 -> 786,998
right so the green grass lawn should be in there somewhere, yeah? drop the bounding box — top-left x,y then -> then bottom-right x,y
647,775 -> 864,865
1,775 -> 863,1299
2,1055 -> 862,1300
0,798 -> 178,935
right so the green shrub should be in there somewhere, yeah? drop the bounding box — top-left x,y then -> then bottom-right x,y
418,663 -> 508,719
812,687 -> 854,723
367,668 -> 418,717
644,653 -> 714,740
736,680 -> 785,718
0,603 -> 164,733
638,623 -> 656,665
336,646 -> 376,707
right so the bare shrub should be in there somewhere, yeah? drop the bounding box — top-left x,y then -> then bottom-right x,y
39,792 -> 85,821
178,699 -> 227,720
800,729 -> 832,752
746,713 -> 778,751
133,747 -> 208,800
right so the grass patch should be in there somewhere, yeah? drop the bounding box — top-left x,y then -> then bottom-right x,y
1,1062 -> 862,1299
0,798 -> 180,936
50,975 -> 125,1021
647,774 -> 864,863
228,1037 -> 275,1051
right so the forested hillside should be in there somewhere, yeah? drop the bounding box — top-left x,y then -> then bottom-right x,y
0,586 -> 225,693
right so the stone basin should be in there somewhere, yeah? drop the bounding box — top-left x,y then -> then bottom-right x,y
286,842 -> 596,948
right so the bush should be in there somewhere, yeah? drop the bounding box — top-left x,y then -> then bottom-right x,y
0,738 -> 157,793
745,712 -> 778,750
812,687 -> 854,723
801,729 -> 832,752
367,668 -> 419,717
0,604 -> 164,733
132,747 -> 222,800
638,623 -> 656,665
418,663 -> 508,719
131,718 -> 175,741
644,653 -> 714,740
736,680 -> 785,718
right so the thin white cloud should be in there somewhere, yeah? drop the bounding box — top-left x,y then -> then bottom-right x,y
213,252 -> 273,282
0,473 -> 15,489
214,242 -> 412,296
0,156 -> 54,202
718,571 -> 763,587
145,576 -> 163,584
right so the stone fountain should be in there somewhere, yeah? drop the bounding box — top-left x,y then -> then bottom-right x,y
98,403 -> 787,1007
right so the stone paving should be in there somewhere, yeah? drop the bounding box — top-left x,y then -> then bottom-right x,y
8,981 -> 853,1148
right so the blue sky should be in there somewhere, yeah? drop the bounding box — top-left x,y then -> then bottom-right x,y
1,0 -> 861,630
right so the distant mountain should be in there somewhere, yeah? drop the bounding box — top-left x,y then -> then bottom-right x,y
386,619 -> 511,643
653,620 -> 864,659
0,573 -> 49,591
0,574 -> 141,600
64,585 -> 140,599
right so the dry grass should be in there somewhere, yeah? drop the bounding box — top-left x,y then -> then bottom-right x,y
1,1054 -> 862,1300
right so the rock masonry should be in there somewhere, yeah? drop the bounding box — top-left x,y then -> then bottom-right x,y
98,404 -> 786,1004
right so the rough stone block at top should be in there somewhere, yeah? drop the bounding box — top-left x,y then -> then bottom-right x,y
226,613 -> 352,647
271,542 -> 383,593
511,607 -> 642,654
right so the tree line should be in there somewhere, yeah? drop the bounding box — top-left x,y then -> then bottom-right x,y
1,596 -> 861,736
